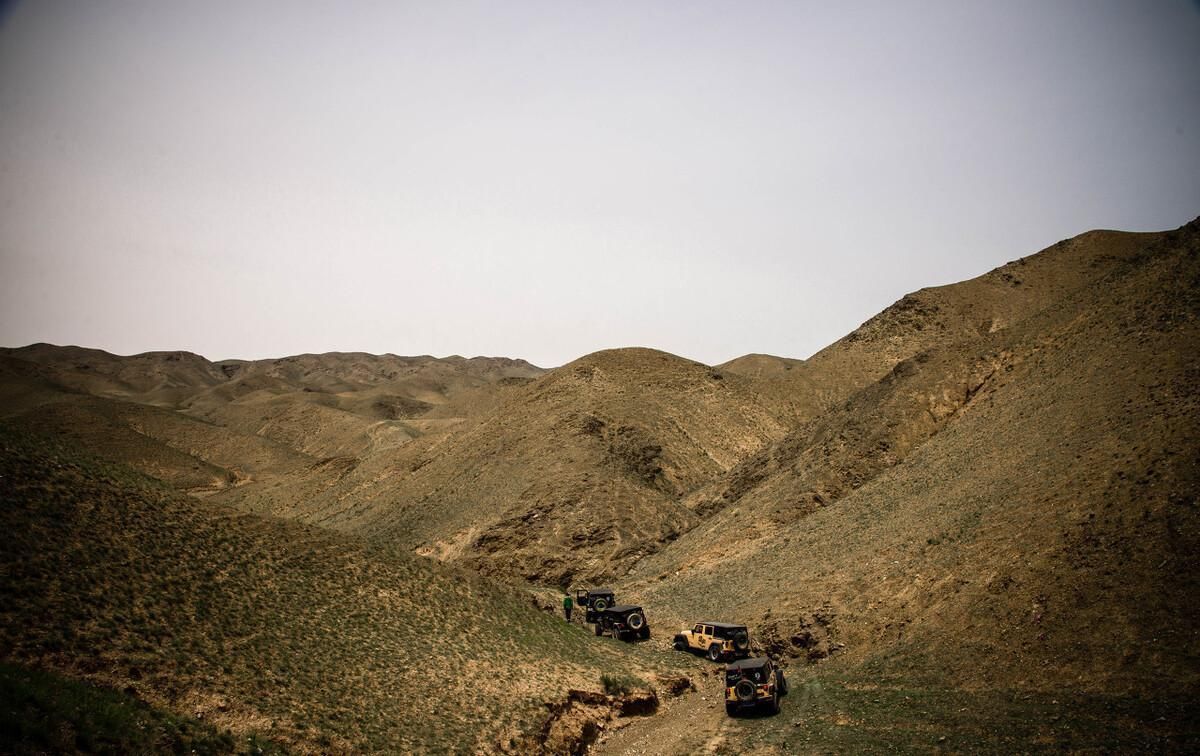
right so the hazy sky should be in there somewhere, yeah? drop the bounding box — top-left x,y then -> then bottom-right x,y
1,1 -> 1198,367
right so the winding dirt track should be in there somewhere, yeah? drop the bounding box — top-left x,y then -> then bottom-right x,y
594,671 -> 735,756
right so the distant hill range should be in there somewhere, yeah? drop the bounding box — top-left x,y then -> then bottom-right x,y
2,217 -> 1197,748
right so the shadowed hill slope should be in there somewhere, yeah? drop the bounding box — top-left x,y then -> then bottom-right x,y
0,426 -> 666,753
0,345 -> 229,407
624,220 -> 1200,696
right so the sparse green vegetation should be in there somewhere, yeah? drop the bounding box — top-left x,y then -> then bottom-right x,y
0,662 -> 239,755
600,672 -> 647,696
715,669 -> 1199,754
0,425 -> 662,753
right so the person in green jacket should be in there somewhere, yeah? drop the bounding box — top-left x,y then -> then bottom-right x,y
562,594 -> 573,621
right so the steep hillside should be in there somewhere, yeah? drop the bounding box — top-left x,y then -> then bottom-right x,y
624,221 -> 1200,699
2,394 -> 310,493
721,229 -> 1160,424
220,348 -> 796,586
0,425 -> 672,753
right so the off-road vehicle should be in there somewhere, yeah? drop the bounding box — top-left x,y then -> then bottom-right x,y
575,588 -> 616,623
724,657 -> 788,716
594,604 -> 651,641
673,621 -> 751,661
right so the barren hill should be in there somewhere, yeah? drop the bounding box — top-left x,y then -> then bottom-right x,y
721,229 -> 1160,424
0,345 -> 229,406
215,347 -> 797,586
0,348 -> 544,492
622,221 -> 1200,701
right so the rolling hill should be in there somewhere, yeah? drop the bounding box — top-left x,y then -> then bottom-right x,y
0,424 -> 676,753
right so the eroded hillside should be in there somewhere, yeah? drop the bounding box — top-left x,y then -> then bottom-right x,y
217,348 -> 796,586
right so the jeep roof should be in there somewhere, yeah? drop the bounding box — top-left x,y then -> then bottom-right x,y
697,621 -> 746,630
601,604 -> 643,614
581,587 -> 614,594
726,657 -> 771,672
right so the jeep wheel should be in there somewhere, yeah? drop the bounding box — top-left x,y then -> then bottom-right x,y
626,612 -> 645,631
592,598 -> 608,612
707,644 -> 723,662
767,689 -> 780,715
776,670 -> 789,696
725,703 -> 738,717
638,626 -> 650,640
594,623 -> 603,637
673,638 -> 686,652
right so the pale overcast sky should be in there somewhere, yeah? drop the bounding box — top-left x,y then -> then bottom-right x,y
1,1 -> 1198,367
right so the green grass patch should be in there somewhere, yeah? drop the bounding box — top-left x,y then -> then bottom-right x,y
717,668 -> 1199,754
0,422 -> 675,752
600,672 -> 648,696
0,662 -> 241,755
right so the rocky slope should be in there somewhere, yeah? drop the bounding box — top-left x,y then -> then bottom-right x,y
625,220 -> 1200,696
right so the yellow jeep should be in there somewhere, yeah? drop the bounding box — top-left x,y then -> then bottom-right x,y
672,621 -> 751,661
725,657 -> 787,716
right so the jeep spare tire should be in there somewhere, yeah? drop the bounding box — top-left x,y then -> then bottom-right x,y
626,612 -> 645,630
733,631 -> 750,651
592,598 -> 609,612
735,679 -> 757,702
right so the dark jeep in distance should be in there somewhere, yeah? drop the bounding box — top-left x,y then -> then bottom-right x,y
673,621 -> 751,661
594,604 -> 651,641
575,588 -> 617,623
725,657 -> 788,716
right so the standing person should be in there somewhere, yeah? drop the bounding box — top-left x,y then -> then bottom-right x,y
563,593 -> 573,622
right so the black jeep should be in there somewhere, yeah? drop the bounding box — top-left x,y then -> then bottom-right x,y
575,588 -> 617,624
724,657 -> 787,716
594,604 -> 651,641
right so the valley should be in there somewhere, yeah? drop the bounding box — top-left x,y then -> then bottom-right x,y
2,219 -> 1197,753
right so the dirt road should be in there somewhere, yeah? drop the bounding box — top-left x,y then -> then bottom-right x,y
594,669 -> 739,756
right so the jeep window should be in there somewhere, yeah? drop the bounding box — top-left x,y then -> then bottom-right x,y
693,623 -> 703,634
704,625 -> 714,635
